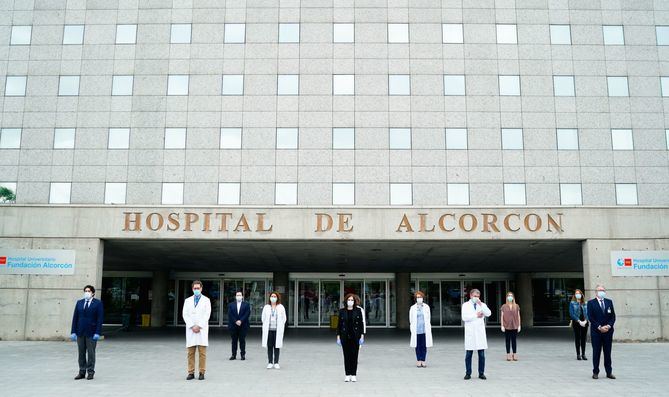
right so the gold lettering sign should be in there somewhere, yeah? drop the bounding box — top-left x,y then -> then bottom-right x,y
395,212 -> 564,234
122,212 -> 274,233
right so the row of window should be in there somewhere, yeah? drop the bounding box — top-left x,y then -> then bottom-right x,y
1,74 -> 654,97
8,23 -> 669,46
2,127 -> 667,151
0,181 -> 641,206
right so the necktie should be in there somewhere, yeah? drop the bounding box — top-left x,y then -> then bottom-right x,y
599,299 -> 605,312
84,300 -> 89,310
473,303 -> 477,310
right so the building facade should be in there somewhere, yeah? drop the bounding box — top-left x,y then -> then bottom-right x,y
0,1 -> 668,341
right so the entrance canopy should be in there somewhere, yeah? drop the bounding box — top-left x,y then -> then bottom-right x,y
103,239 -> 583,273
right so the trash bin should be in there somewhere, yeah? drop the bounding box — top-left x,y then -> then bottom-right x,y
330,314 -> 338,330
141,314 -> 151,327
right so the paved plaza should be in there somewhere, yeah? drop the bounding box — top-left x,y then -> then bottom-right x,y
1,328 -> 665,396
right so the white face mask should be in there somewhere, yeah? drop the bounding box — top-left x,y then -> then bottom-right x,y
575,293 -> 582,300
236,295 -> 243,302
416,297 -> 424,304
83,291 -> 92,300
347,300 -> 354,307
471,297 -> 480,304
270,297 -> 277,303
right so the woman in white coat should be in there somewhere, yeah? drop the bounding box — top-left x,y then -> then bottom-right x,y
409,291 -> 433,367
261,291 -> 287,369
461,288 -> 491,380
182,280 -> 211,380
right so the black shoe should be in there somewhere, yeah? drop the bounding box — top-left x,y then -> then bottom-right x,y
229,356 -> 236,360
241,355 -> 246,361
86,373 -> 94,380
198,373 -> 205,380
581,355 -> 587,361
464,374 -> 471,380
74,373 -> 85,380
186,373 -> 195,380
606,374 -> 616,379
479,374 -> 487,380
592,373 -> 599,379
577,355 -> 582,360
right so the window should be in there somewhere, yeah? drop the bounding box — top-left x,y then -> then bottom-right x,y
164,128 -> 186,149
5,76 -> 27,96
553,75 -> 575,96
615,184 -> 638,205
162,183 -> 184,205
560,184 -> 582,205
167,75 -> 189,95
0,182 -> 16,202
277,74 -> 299,95
276,128 -> 298,149
108,128 -> 130,149
53,128 -> 75,149
442,23 -> 463,43
501,128 -> 523,150
556,129 -> 579,150
220,128 -> 242,149
607,76 -> 629,96
656,26 -> 669,45
275,183 -> 297,205
279,23 -> 299,43
224,23 -> 246,43
388,23 -> 409,43
504,183 -> 526,205
171,24 -> 191,44
115,24 -> 137,44
388,75 -> 410,95
10,26 -> 31,45
222,75 -> 244,95
332,128 -> 355,149
333,74 -> 354,95
111,75 -> 134,96
611,129 -> 633,150
104,183 -> 126,204
333,23 -> 354,43
550,24 -> 571,44
58,76 -> 80,96
49,183 -> 71,204
389,128 -> 411,149
218,183 -> 241,205
603,25 -> 624,45
390,183 -> 412,205
447,183 -> 469,205
0,128 -> 21,148
499,75 -> 520,96
443,75 -> 465,95
496,24 -> 517,44
661,77 -> 669,97
445,128 -> 467,149
332,183 -> 354,205
63,25 -> 84,44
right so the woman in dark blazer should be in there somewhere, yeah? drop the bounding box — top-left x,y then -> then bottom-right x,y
336,293 -> 366,382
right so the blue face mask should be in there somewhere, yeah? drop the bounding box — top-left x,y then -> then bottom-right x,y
193,289 -> 201,296
597,291 -> 606,299
575,293 -> 582,300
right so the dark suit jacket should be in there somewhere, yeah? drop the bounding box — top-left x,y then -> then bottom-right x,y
337,307 -> 365,341
228,301 -> 251,330
587,297 -> 616,334
71,298 -> 104,337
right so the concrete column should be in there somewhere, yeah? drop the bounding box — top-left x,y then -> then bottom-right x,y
150,271 -> 168,327
396,272 -> 410,329
516,273 -> 533,328
272,271 -> 289,298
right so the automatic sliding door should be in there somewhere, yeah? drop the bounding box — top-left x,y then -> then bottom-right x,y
441,281 -> 462,326
320,281 -> 340,327
364,281 -> 386,325
418,281 -> 441,325
298,281 -> 319,325
244,280 -> 266,325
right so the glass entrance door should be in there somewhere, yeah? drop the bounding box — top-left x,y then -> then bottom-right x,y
364,281 -> 386,325
298,281 -> 319,325
321,281 -> 341,326
485,281 -> 506,324
441,281 -> 462,326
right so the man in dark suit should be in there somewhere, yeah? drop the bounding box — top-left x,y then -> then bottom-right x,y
587,284 -> 616,380
70,285 -> 104,380
228,290 -> 250,360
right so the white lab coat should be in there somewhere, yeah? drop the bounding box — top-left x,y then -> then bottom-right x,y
461,299 -> 491,351
261,303 -> 287,348
182,295 -> 211,347
409,303 -> 434,348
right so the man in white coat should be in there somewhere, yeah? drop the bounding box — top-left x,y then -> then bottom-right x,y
461,288 -> 491,380
182,280 -> 211,380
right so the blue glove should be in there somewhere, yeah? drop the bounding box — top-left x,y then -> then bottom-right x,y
93,334 -> 100,341
359,337 -> 364,345
70,333 -> 77,341
336,338 -> 342,346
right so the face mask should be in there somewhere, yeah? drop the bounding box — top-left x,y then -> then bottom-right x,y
507,296 -> 514,302
83,292 -> 92,300
597,291 -> 606,299
193,289 -> 201,296
416,297 -> 423,304
471,297 -> 479,304
270,297 -> 277,303
347,300 -> 354,307
575,293 -> 582,300
236,295 -> 243,302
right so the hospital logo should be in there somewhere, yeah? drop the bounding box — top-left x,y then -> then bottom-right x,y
0,256 -> 6,265
616,258 -> 632,267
